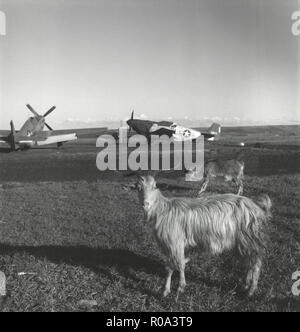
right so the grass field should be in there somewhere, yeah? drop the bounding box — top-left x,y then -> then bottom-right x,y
0,126 -> 299,312
0,173 -> 299,312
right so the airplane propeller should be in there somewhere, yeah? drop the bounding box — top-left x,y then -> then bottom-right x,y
44,123 -> 54,131
128,110 -> 134,134
26,104 -> 56,132
10,120 -> 16,151
43,106 -> 56,118
26,104 -> 39,117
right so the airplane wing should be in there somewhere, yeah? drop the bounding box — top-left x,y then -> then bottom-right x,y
34,133 -> 78,146
15,132 -> 78,148
51,127 -> 108,139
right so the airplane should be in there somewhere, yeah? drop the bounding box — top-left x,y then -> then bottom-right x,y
0,104 -> 78,151
125,111 -> 221,142
0,105 -> 221,151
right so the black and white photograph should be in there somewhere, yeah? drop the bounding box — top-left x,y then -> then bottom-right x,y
0,0 -> 299,314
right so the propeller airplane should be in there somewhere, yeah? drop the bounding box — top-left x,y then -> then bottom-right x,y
0,106 -> 221,151
0,104 -> 78,151
125,111 -> 221,142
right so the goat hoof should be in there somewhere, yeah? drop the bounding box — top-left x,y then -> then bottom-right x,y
247,289 -> 256,298
163,289 -> 171,297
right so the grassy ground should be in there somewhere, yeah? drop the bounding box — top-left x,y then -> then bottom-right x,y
0,172 -> 299,312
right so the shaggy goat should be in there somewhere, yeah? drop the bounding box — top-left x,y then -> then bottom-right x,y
198,159 -> 245,195
136,176 -> 271,298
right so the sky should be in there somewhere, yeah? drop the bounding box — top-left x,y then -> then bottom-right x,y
0,0 -> 299,129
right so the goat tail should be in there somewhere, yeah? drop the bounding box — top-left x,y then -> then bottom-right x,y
255,194 -> 272,218
237,197 -> 270,258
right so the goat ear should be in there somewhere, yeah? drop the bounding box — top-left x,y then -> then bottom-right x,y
150,176 -> 157,189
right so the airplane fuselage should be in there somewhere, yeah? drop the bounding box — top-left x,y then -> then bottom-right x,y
126,118 -> 221,142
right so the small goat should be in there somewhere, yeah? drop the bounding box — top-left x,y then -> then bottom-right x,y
198,159 -> 245,195
136,176 -> 271,298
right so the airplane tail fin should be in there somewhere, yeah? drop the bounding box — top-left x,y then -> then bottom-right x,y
208,123 -> 221,136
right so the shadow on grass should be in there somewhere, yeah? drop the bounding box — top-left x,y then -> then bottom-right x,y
0,244 -> 165,281
0,244 -> 263,302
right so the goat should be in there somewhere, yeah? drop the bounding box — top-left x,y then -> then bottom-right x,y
136,175 -> 271,298
196,159 -> 245,195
